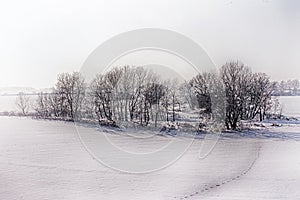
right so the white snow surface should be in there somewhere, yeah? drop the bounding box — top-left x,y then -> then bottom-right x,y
0,117 -> 300,200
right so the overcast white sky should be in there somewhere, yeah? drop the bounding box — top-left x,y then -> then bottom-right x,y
0,0 -> 299,88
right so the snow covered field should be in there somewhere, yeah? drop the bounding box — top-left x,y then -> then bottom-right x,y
0,117 -> 300,199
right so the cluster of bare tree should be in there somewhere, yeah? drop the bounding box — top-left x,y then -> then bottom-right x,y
88,67 -> 181,127
185,61 -> 273,129
33,61 -> 274,130
34,67 -> 182,127
35,72 -> 86,120
220,62 -> 273,129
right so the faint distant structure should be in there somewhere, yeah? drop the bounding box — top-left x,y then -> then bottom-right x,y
16,93 -> 30,116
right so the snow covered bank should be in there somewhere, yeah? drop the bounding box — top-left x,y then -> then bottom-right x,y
0,117 -> 299,199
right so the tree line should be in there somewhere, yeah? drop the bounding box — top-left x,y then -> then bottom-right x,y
272,79 -> 300,96
30,61 -> 274,130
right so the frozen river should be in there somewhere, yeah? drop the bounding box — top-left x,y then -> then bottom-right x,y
0,117 -> 299,199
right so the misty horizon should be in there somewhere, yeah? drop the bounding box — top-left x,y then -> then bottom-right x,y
1,67 -> 299,90
0,0 -> 299,88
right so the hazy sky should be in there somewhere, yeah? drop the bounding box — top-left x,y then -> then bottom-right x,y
0,0 -> 299,88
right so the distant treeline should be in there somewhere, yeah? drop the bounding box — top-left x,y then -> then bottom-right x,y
272,79 -> 300,96
16,61 -> 274,130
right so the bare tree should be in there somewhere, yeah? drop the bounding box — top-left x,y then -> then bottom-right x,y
246,73 -> 274,121
35,89 -> 64,118
35,92 -> 48,117
115,66 -> 158,124
220,61 -> 273,129
143,82 -> 166,126
127,67 -> 153,123
56,72 -> 86,120
167,79 -> 181,122
90,74 -> 115,123
190,72 -> 214,114
221,61 -> 252,129
16,93 -> 30,116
